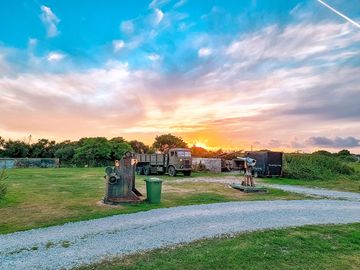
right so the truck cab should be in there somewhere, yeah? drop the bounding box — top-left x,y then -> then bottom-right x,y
135,148 -> 192,177
167,148 -> 192,176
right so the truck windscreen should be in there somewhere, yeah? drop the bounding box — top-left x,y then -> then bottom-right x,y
177,151 -> 191,157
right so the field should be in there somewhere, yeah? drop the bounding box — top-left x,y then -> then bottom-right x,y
0,168 -> 305,234
78,223 -> 360,270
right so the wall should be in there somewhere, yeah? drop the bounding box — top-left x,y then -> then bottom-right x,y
0,158 -> 60,169
192,158 -> 222,173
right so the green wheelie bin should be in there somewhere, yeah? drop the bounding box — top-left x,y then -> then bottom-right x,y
144,178 -> 163,204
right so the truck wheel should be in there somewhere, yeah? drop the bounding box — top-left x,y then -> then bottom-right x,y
168,166 -> 177,177
144,166 -> 151,176
183,171 -> 191,176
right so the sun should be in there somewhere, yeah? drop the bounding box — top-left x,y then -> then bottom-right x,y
193,141 -> 208,149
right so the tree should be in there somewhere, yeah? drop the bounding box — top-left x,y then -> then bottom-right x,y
2,140 -> 30,158
0,136 -> 4,148
190,146 -> 210,157
73,137 -> 112,167
0,136 -> 5,157
30,139 -> 57,158
109,141 -> 132,160
337,149 -> 351,156
152,134 -> 187,153
110,137 -> 126,143
312,150 -> 332,156
54,145 -> 76,164
129,140 -> 150,153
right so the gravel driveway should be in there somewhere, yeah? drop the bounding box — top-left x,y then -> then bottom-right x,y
1,199 -> 360,270
175,177 -> 360,201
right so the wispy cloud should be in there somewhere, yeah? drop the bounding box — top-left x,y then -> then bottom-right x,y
120,20 -> 134,34
198,47 -> 212,57
153,8 -> 164,25
174,0 -> 187,9
112,40 -> 125,52
47,52 -> 66,62
40,5 -> 60,38
148,53 -> 160,61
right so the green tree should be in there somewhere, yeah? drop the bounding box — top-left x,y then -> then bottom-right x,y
30,139 -> 57,158
73,137 -> 112,167
54,145 -> 76,165
0,136 -> 5,157
110,141 -> 132,160
110,137 -> 126,143
129,140 -> 150,153
153,134 -> 188,153
312,150 -> 332,156
337,149 -> 351,156
2,140 -> 30,158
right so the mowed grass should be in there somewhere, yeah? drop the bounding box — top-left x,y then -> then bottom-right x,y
0,168 -> 305,234
78,223 -> 360,270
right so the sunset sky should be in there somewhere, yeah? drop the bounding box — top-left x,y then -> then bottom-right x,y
0,0 -> 359,152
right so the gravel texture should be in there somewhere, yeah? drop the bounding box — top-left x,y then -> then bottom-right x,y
261,183 -> 360,201
1,199 -> 360,270
175,177 -> 360,201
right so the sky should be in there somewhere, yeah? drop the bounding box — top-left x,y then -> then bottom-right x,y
0,0 -> 360,153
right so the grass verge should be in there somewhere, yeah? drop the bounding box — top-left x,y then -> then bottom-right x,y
77,223 -> 360,270
0,168 -> 304,234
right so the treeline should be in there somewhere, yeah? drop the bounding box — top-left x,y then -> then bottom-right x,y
0,134 -> 188,167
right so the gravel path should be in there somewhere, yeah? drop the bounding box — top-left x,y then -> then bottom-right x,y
261,183 -> 360,201
175,177 -> 360,201
1,199 -> 360,270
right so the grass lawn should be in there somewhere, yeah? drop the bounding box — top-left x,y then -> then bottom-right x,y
260,176 -> 360,193
78,223 -> 360,270
0,168 -> 305,234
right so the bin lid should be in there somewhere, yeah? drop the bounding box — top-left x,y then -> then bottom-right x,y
144,177 -> 163,183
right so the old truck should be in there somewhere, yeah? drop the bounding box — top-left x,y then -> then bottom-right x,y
135,148 -> 192,177
245,151 -> 283,177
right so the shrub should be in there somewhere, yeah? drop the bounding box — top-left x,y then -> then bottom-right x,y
283,153 -> 355,180
0,169 -> 7,199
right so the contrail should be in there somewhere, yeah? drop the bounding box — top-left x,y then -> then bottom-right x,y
317,0 -> 360,28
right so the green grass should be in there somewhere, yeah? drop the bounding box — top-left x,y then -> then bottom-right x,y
0,168 -> 304,234
260,177 -> 360,193
283,153 -> 356,180
78,223 -> 360,270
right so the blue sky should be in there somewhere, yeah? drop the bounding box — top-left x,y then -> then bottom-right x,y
0,0 -> 360,152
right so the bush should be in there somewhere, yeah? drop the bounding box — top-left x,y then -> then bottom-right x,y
283,153 -> 355,180
0,169 -> 7,199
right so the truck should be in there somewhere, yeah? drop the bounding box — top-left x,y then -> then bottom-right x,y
245,151 -> 283,177
135,148 -> 192,177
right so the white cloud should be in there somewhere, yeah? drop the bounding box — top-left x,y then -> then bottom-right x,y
28,38 -> 38,48
47,52 -> 65,62
174,0 -> 187,8
148,53 -> 160,61
198,47 -> 212,57
226,23 -> 359,61
153,8 -> 164,25
149,0 -> 169,9
120,20 -> 134,34
40,5 -> 60,38
113,40 -> 125,52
